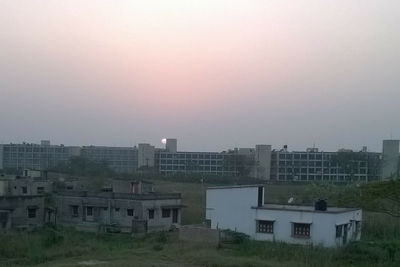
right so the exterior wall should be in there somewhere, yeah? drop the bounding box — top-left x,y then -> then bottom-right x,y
112,180 -> 154,194
55,193 -> 182,233
206,186 -> 262,235
81,146 -> 138,174
0,143 -> 72,171
141,198 -> 182,232
0,196 -> 45,230
165,139 -> 177,153
138,144 -> 155,168
255,145 -> 272,180
382,140 -> 400,179
9,178 -> 52,196
0,145 -> 3,170
0,180 -> 9,196
271,150 -> 380,182
254,208 -> 362,248
157,151 -> 236,176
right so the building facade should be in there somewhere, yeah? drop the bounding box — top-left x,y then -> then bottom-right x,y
270,148 -> 381,182
1,139 -> 397,181
206,185 -> 362,248
80,146 -> 138,174
381,140 -> 400,179
0,141 -> 77,172
55,191 -> 182,233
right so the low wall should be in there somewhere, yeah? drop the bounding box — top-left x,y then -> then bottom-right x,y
179,225 -> 220,245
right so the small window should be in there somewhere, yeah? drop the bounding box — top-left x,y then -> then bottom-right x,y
148,209 -> 155,219
28,208 -> 37,218
22,186 -> 27,194
115,208 -> 120,212
127,209 -> 134,216
86,207 -> 93,216
257,220 -> 274,233
37,187 -> 45,194
336,225 -> 343,238
162,208 -> 171,218
71,206 -> 79,217
293,223 -> 311,238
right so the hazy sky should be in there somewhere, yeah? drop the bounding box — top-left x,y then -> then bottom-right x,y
0,0 -> 399,152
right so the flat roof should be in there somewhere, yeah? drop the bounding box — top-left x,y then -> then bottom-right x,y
253,203 -> 360,214
207,184 -> 263,190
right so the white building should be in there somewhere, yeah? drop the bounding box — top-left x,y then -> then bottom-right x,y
206,185 -> 362,248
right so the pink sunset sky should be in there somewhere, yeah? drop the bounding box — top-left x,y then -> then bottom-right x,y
0,0 -> 399,152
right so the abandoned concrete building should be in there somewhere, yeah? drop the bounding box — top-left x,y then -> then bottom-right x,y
0,171 -> 183,233
55,191 -> 182,233
0,171 -> 52,231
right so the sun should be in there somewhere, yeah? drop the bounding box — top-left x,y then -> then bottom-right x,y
161,138 -> 167,145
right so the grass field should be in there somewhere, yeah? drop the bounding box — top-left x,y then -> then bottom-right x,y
1,180 -> 399,266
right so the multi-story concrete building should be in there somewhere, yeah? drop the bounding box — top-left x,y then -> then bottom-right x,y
0,172 -> 183,234
0,139 -> 396,181
270,147 -> 381,182
0,141 -> 79,172
55,190 -> 182,233
381,140 -> 400,179
80,146 -> 138,174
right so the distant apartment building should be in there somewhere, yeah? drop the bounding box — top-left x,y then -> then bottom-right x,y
270,147 -> 381,182
154,141 -> 271,179
381,140 -> 400,179
80,146 -> 138,174
1,139 -> 397,181
0,141 -> 79,172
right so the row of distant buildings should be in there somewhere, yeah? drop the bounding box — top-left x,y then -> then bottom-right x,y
1,139 -> 399,181
0,170 -> 182,233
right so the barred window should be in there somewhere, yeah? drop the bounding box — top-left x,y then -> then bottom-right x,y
293,223 -> 310,238
257,220 -> 274,233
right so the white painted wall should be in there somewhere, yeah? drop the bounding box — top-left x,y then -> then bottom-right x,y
254,208 -> 362,247
206,185 -> 362,248
206,186 -> 262,235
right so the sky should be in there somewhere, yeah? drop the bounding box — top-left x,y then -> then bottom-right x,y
0,0 -> 399,152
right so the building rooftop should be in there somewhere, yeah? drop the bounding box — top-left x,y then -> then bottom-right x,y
253,203 -> 360,214
207,184 -> 263,190
57,191 -> 181,200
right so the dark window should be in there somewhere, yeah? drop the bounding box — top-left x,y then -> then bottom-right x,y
72,206 -> 79,217
293,223 -> 311,238
115,208 -> 120,212
162,208 -> 171,218
22,186 -> 27,194
336,225 -> 343,238
28,208 -> 37,218
37,187 -> 45,194
148,209 -> 155,219
172,208 -> 178,223
257,220 -> 274,233
127,209 -> 134,216
86,207 -> 93,216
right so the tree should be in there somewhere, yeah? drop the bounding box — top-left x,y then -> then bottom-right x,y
222,153 -> 256,177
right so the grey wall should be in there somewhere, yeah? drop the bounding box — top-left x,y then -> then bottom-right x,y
382,140 -> 400,179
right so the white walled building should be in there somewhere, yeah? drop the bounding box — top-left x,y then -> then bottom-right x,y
206,185 -> 362,248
